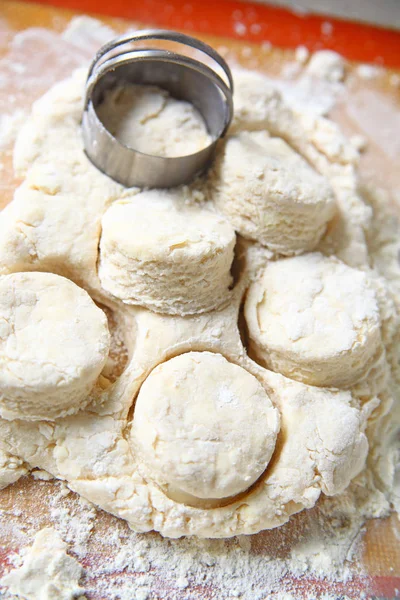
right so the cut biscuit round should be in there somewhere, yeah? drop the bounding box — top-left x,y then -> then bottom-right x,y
245,253 -> 382,388
0,272 -> 110,421
96,84 -> 212,157
98,192 -> 236,315
130,351 -> 279,501
211,132 -> 335,255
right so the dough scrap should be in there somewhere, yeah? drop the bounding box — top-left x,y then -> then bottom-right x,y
245,253 -> 383,388
96,83 -> 211,157
0,448 -> 27,489
211,132 -> 335,254
98,191 -> 236,315
263,370 -> 368,498
131,351 -> 279,501
305,50 -> 346,82
0,527 -> 85,600
0,272 -> 110,421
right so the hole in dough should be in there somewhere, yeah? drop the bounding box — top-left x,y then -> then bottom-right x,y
130,351 -> 280,504
98,191 -> 236,316
229,234 -> 249,291
0,272 -> 110,421
245,253 -> 383,388
95,303 -> 129,383
238,302 -> 249,351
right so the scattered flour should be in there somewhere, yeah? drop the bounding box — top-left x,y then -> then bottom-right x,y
294,45 -> 309,64
277,50 -> 347,116
0,110 -> 27,149
356,65 -> 384,80
305,50 -> 345,83
0,476 -> 381,599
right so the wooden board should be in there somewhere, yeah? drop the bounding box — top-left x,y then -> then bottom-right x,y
0,2 -> 400,598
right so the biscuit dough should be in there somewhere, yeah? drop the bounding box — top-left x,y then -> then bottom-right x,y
98,191 -> 236,315
211,132 -> 335,254
0,272 -> 110,420
96,83 -> 211,157
231,68 -> 371,269
131,351 -> 279,501
245,253 -> 382,388
0,65 -> 384,538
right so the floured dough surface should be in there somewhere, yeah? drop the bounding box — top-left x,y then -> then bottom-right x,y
131,351 -> 279,501
264,369 -> 368,498
0,58 -> 397,541
212,132 -> 335,254
99,190 -> 236,315
96,83 -> 212,157
245,253 -> 382,387
0,272 -> 110,421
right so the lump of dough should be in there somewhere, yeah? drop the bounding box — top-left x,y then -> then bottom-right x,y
230,68 -> 282,134
130,351 -> 279,501
245,253 -> 383,388
0,528 -> 84,600
0,272 -> 110,421
98,191 -> 236,315
96,83 -> 212,157
264,370 -> 368,499
211,132 -> 335,254
305,50 -> 346,82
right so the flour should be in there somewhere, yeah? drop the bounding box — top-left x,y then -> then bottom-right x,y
306,50 -> 345,83
390,74 -> 400,88
0,478 -> 376,600
0,110 -> 27,149
276,49 -> 346,117
0,13 -> 399,600
0,527 -> 85,600
356,65 -> 384,80
345,90 -> 400,162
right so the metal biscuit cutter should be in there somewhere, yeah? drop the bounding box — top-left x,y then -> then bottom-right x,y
82,29 -> 234,188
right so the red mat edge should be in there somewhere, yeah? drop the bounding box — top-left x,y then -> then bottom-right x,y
22,0 -> 400,69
